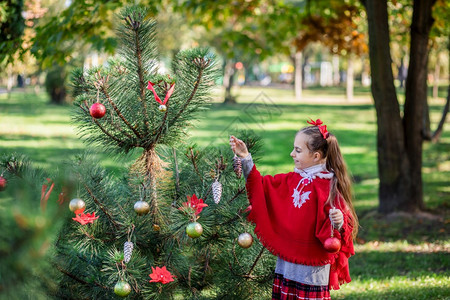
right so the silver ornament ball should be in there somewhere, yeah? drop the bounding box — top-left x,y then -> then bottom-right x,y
69,198 -> 86,212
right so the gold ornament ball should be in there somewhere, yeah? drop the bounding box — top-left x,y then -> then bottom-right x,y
158,104 -> 167,112
134,200 -> 150,215
69,198 -> 86,212
114,280 -> 131,297
238,232 -> 253,248
186,222 -> 203,238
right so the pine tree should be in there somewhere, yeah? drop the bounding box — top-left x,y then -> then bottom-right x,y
52,5 -> 274,299
0,154 -> 67,299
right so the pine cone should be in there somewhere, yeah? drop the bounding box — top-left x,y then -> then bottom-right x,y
233,155 -> 242,179
124,241 -> 134,263
212,180 -> 222,204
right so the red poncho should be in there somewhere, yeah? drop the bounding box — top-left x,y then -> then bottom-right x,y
245,165 -> 355,290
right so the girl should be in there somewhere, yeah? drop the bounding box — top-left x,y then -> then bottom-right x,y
230,119 -> 358,300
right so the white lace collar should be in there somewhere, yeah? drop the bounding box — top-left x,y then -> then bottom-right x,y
294,163 -> 333,179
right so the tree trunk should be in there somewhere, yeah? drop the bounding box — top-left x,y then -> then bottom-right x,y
346,55 -> 354,101
363,0 -> 411,213
45,65 -> 67,104
302,53 -> 309,89
403,0 -> 436,211
332,55 -> 340,86
431,85 -> 449,142
6,65 -> 14,99
432,57 -> 440,99
294,51 -> 303,100
223,60 -> 236,104
423,98 -> 432,139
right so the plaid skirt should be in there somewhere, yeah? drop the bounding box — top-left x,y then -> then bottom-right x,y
272,273 -> 331,300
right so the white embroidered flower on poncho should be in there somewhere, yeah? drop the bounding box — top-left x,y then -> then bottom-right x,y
292,191 -> 311,208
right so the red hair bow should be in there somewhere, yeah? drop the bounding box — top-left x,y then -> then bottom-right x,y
307,118 -> 329,139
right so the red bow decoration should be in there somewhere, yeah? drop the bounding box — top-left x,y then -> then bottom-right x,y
41,178 -> 55,212
307,118 -> 329,139
147,81 -> 175,105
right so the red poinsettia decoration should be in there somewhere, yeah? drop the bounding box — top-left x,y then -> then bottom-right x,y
179,194 -> 208,216
72,207 -> 99,225
307,118 -> 329,139
149,266 -> 175,284
147,80 -> 175,106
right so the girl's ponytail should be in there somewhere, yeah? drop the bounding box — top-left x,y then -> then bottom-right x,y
299,123 -> 359,239
326,134 -> 359,239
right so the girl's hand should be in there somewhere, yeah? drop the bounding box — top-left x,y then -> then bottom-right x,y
329,208 -> 344,229
229,136 -> 249,158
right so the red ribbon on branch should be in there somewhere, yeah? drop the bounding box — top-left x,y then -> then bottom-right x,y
147,81 -> 175,105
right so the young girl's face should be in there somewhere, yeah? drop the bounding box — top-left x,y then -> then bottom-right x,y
290,132 -> 323,169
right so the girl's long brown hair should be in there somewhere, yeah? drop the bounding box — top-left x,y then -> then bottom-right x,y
299,126 -> 359,239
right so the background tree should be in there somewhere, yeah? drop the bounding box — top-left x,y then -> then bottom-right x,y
0,0 -> 25,65
28,0 -> 191,104
423,0 -> 449,142
0,154 -> 66,299
291,0 -> 368,100
361,0 -> 446,213
0,0 -> 46,96
175,0 -> 281,103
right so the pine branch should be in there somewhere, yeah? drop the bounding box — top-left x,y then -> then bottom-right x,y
219,214 -> 241,227
133,24 -> 150,133
246,247 -> 265,277
81,101 -> 133,147
110,115 -> 135,140
55,264 -> 110,291
79,103 -> 89,114
79,227 -> 98,241
201,246 -> 211,284
168,67 -> 203,127
231,246 -> 246,273
227,187 -> 246,204
153,102 -> 170,147
84,184 -> 120,230
91,118 -> 134,147
172,148 -> 180,205
101,84 -> 143,139
186,147 -> 203,182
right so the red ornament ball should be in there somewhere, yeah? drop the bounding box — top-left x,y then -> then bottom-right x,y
324,237 -> 341,253
0,176 -> 7,191
89,103 -> 106,119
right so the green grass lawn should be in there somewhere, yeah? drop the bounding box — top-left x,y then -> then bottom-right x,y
1,86 -> 449,299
